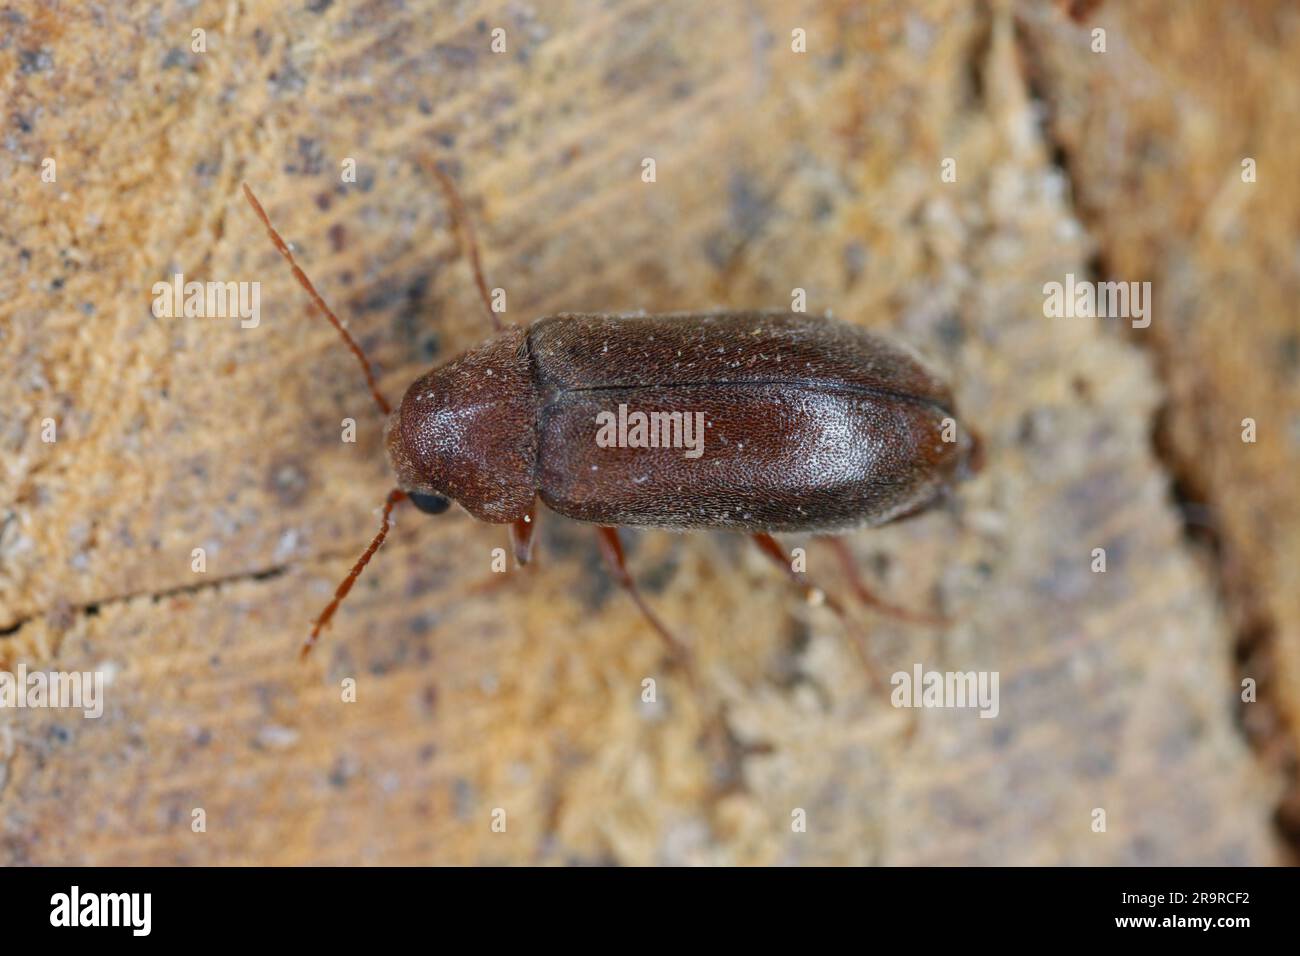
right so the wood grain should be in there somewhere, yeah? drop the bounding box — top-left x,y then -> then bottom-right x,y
0,0 -> 1283,864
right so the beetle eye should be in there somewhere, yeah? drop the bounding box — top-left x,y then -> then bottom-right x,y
409,492 -> 451,515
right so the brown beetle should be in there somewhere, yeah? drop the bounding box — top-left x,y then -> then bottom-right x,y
243,171 -> 978,675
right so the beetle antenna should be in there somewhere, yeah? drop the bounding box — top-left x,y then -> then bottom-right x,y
242,182 -> 393,416
421,160 -> 504,334
301,489 -> 407,658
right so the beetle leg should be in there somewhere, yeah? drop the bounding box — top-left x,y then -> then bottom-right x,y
750,532 -> 849,616
509,501 -> 538,567
820,536 -> 950,626
595,527 -> 694,677
749,532 -> 882,689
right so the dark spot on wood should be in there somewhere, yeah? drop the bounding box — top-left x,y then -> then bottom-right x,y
18,48 -> 53,74
701,231 -> 730,270
548,526 -> 614,611
934,312 -> 965,349
729,169 -> 774,238
432,44 -> 478,69
285,136 -> 324,176
354,271 -> 429,315
539,517 -> 581,558
638,550 -> 679,595
842,241 -> 866,287
407,613 -> 436,636
0,835 -> 32,866
267,459 -> 309,508
810,190 -> 834,221
1017,407 -> 1057,447
452,778 -> 475,818
269,58 -> 307,98
328,754 -> 359,788
1277,332 -> 1300,375
386,276 -> 439,360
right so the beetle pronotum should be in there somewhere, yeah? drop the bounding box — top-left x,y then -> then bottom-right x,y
242,163 -> 979,683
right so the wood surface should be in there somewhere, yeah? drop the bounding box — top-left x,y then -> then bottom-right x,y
0,0 -> 1290,864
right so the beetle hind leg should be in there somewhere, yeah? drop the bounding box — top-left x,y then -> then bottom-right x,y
819,536 -> 950,627
749,532 -> 882,689
595,527 -> 695,681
